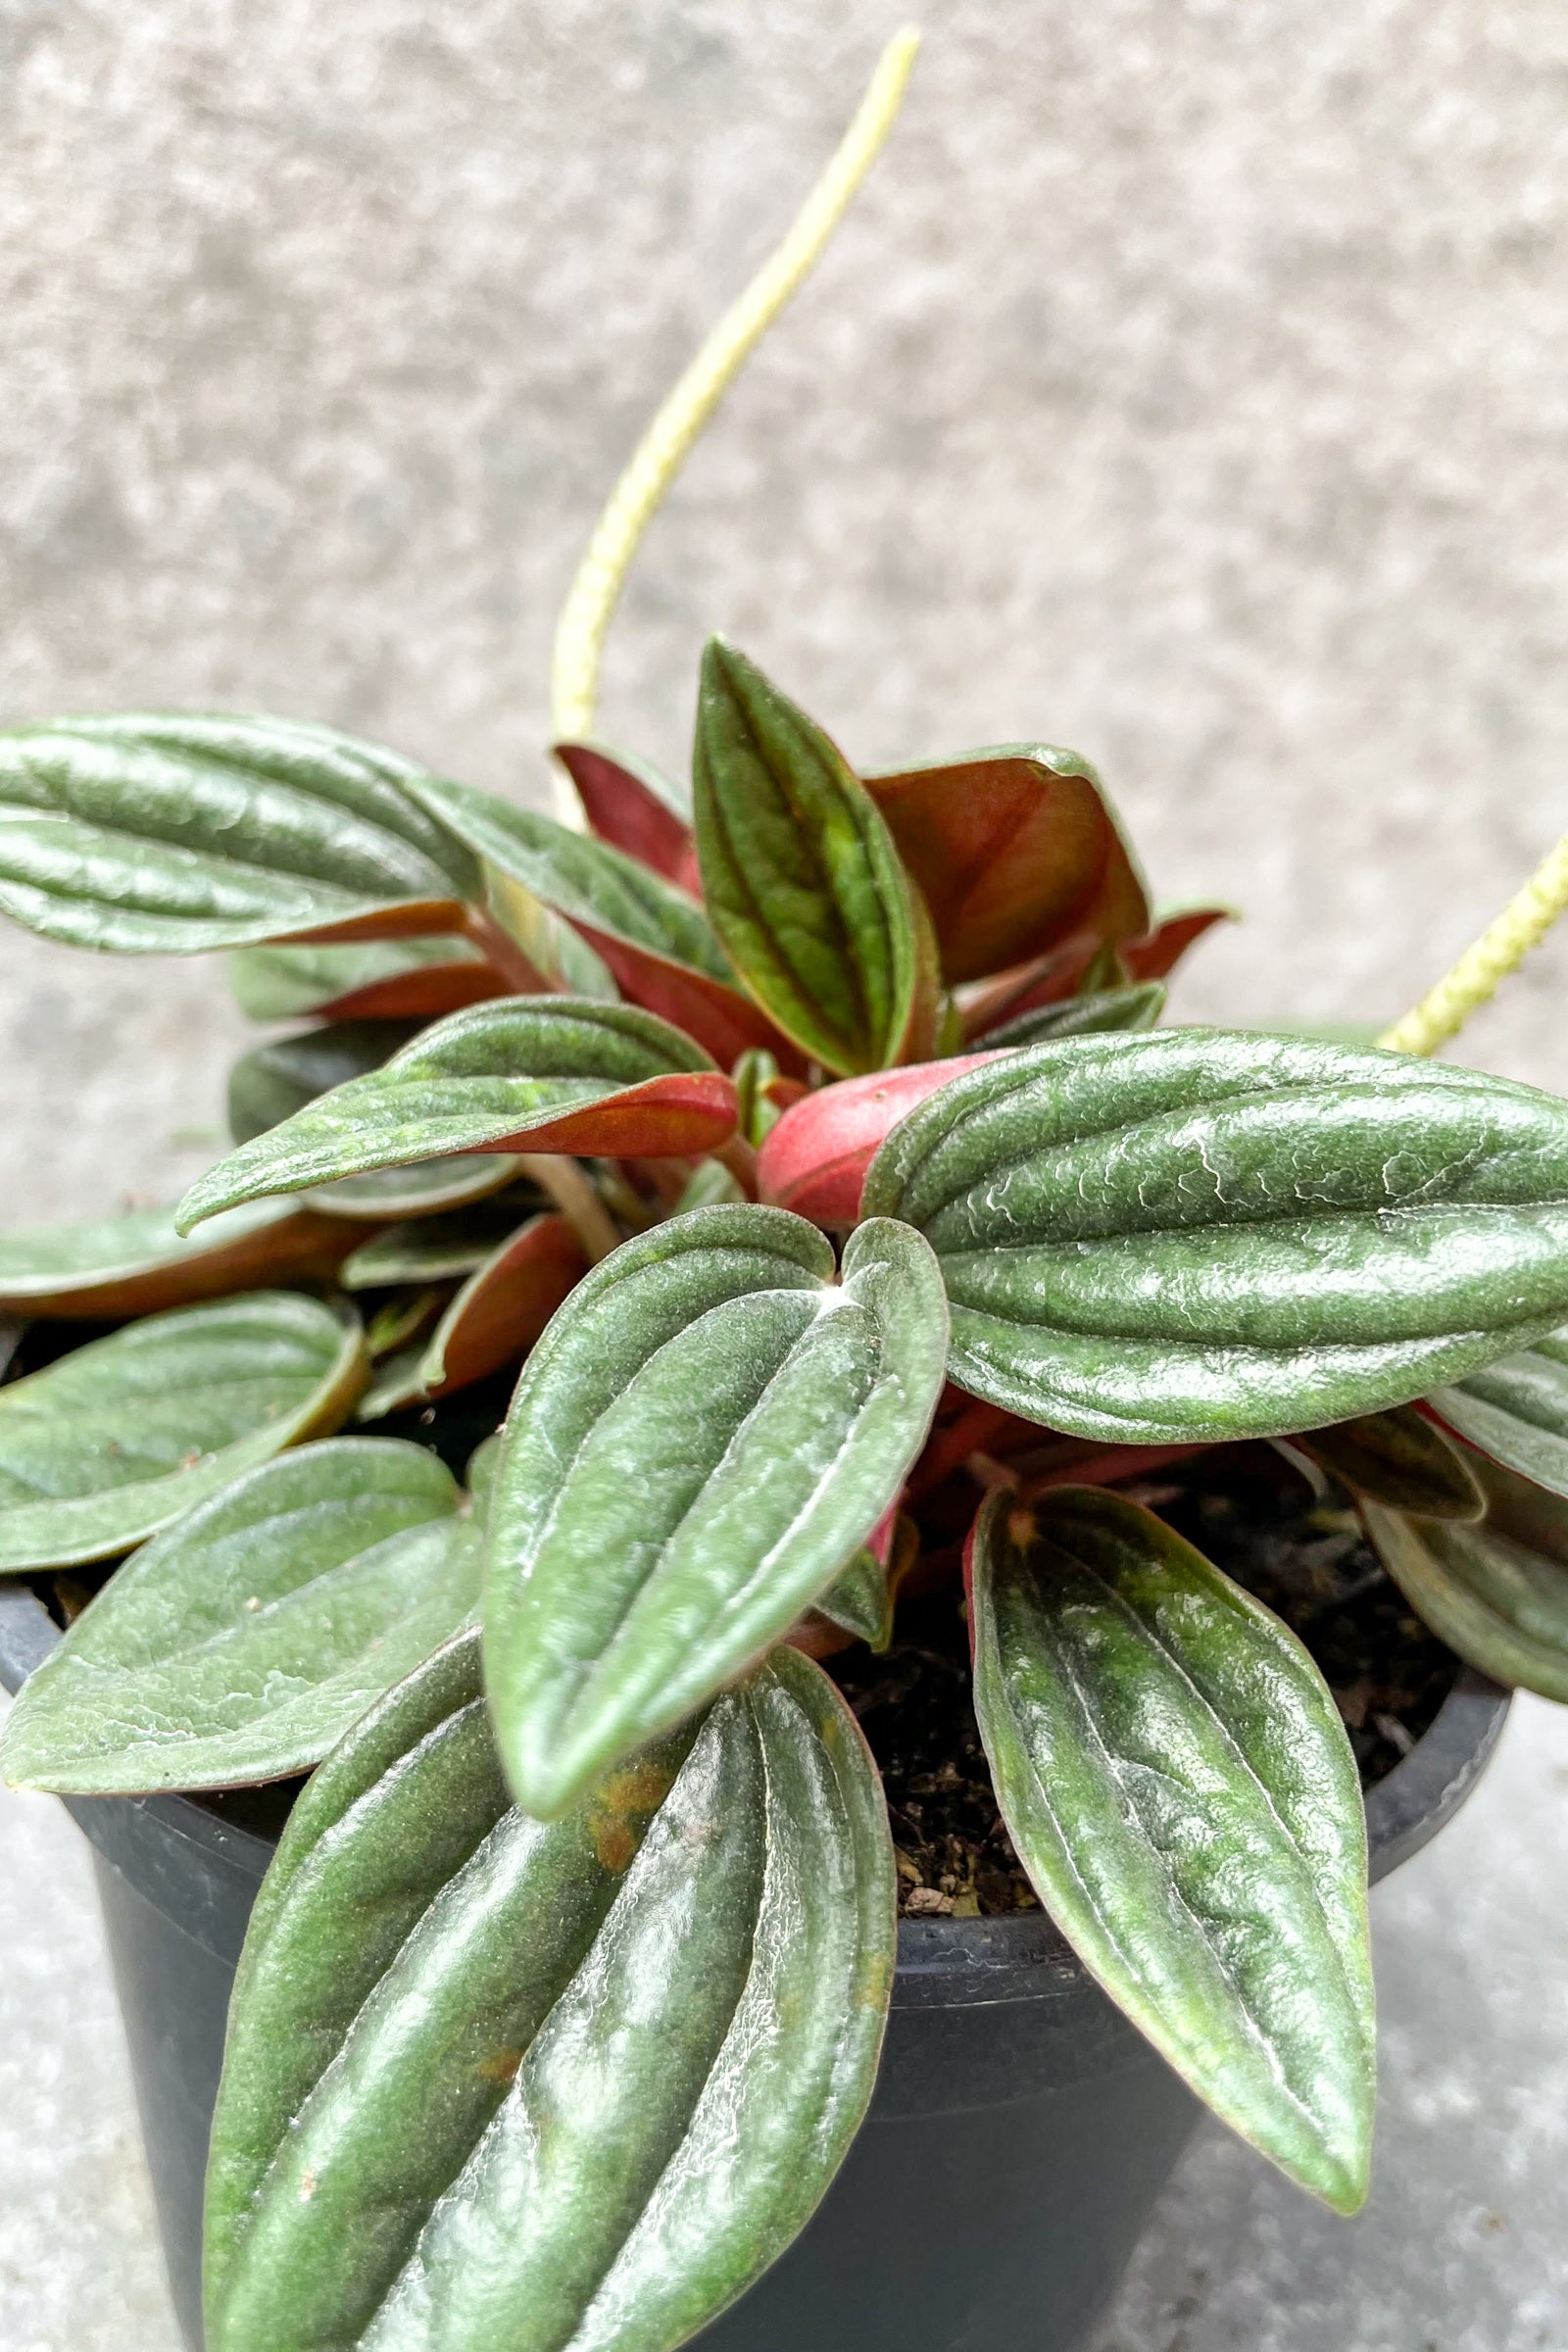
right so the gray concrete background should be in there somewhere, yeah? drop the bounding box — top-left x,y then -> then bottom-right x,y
2,3 -> 1567,2346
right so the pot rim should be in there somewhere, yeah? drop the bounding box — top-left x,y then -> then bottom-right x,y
0,1577 -> 1511,2008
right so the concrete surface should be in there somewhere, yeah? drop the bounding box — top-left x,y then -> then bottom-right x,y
2,2 -> 1567,2345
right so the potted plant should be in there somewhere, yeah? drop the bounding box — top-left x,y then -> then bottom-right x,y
3,30 -> 1567,2352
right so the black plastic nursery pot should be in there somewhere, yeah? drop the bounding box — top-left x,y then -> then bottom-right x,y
0,1578 -> 1510,2352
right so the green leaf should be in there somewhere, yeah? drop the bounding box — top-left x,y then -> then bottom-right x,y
0,1292 -> 366,1570
204,1634 -> 894,2352
862,745 -> 1151,985
357,1214 -> 587,1420
227,935 -> 503,1023
227,1019 -> 420,1143
227,1016 -> 526,1221
971,1486 -> 1375,2212
412,773 -> 787,1067
339,1200 -> 541,1289
1428,1329 -> 1568,1499
813,1512 -> 910,1652
692,639 -> 933,1076
485,1205 -> 949,1817
0,1439 -> 478,1792
1362,1452 -> 1568,1700
969,980 -> 1165,1051
671,1157 -> 747,1213
0,1196 -> 351,1319
413,773 -> 727,977
0,712 -> 478,953
178,1000 -> 734,1233
862,1028 -> 1568,1444
1294,1407 -> 1483,1520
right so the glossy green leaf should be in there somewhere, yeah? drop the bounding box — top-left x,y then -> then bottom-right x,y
227,1019 -> 420,1143
178,1000 -> 734,1233
692,639 -> 933,1075
969,980 -> 1164,1051
0,712 -> 478,953
1428,1329 -> 1568,1500
1362,1452 -> 1568,1701
1294,1407 -> 1483,1520
0,1440 -> 477,1792
226,1016 -> 526,1221
485,1204 -> 949,1817
413,774 -> 726,977
812,1512 -> 911,1652
863,745 -> 1151,985
863,1028 -> 1568,1444
971,1486 -> 1375,2211
0,1196 -> 353,1319
204,1634 -> 894,2352
412,773 -> 787,1067
357,1214 -> 587,1420
228,935 -> 504,1023
340,1200 -> 541,1289
0,1293 -> 366,1570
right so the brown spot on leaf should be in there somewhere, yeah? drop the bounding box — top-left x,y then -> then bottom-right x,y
477,2047 -> 522,2086
585,1758 -> 677,1872
298,2167 -> 318,2201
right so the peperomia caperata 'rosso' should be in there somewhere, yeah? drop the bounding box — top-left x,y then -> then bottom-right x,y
4,637 -> 1568,2351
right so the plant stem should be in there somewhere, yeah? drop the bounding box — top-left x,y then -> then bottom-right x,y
1379,829 -> 1568,1056
462,905 -> 548,996
514,1154 -> 621,1264
547,27 -> 921,795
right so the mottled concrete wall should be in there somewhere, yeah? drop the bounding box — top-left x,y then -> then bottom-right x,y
3,0 -> 1567,1217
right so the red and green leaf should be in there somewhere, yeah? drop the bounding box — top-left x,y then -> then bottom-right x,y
863,745 -> 1150,985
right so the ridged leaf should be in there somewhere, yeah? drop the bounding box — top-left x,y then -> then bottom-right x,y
358,1215 -> 587,1419
204,1635 -> 895,2352
178,1000 -> 733,1232
227,1016 -> 525,1220
0,1196 -> 352,1319
227,1019 -> 419,1143
969,979 -> 1165,1051
0,1439 -> 477,1791
1428,1329 -> 1568,1499
0,1292 -> 365,1570
0,712 -> 478,953
1362,1452 -> 1568,1700
411,774 -> 786,1067
228,936 -> 506,1023
556,741 -> 701,895
1295,1407 -> 1483,1520
693,639 -> 934,1075
971,1486 -> 1375,2211
863,745 -> 1150,985
862,1029 -> 1568,1444
485,1204 -> 949,1817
